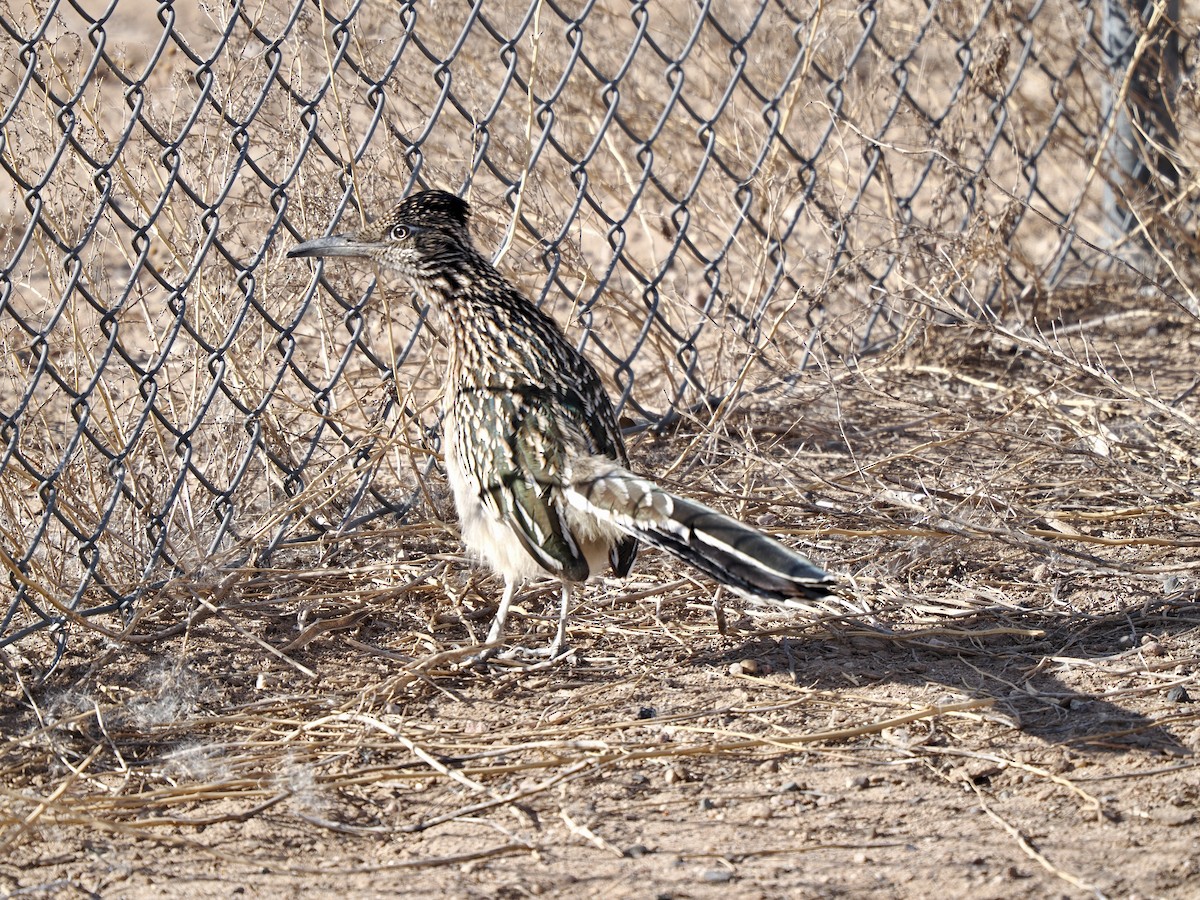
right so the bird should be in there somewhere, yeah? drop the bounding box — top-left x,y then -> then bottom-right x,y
288,189 -> 838,662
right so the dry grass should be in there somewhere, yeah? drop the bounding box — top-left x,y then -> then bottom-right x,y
5,297 -> 1200,893
2,0 -> 1200,896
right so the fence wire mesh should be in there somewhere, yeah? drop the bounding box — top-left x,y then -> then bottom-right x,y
0,0 -> 1194,671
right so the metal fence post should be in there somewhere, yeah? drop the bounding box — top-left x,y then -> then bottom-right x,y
1101,0 -> 1184,263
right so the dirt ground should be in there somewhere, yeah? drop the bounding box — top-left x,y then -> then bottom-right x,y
3,287 -> 1199,899
3,0 -> 1199,895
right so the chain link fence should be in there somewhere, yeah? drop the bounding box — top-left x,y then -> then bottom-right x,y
0,0 -> 1193,672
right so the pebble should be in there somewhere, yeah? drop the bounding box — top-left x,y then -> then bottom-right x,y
1148,807 -> 1195,826
1166,686 -> 1192,703
951,760 -> 1004,783
742,800 -> 772,821
729,659 -> 759,676
701,869 -> 733,883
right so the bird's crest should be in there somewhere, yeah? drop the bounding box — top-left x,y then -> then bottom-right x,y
388,190 -> 470,231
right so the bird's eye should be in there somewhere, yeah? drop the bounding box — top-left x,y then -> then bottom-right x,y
390,223 -> 410,240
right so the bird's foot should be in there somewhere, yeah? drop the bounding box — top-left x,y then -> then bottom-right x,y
459,640 -> 574,671
458,643 -> 500,670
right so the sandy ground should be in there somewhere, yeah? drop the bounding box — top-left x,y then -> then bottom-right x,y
2,2 -> 1199,896
4,295 -> 1199,898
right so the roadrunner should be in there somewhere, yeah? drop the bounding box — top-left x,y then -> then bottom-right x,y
289,190 -> 837,660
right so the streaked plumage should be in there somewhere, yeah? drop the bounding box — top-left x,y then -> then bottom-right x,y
289,190 -> 837,661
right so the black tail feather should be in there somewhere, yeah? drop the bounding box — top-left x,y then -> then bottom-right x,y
569,465 -> 837,602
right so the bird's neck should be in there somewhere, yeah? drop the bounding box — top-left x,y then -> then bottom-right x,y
413,255 -> 562,389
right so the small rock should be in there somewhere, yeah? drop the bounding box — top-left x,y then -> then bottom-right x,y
742,800 -> 772,821
1142,640 -> 1162,657
624,844 -> 650,858
952,760 -> 1003,784
848,775 -> 870,790
1167,686 -> 1192,703
701,869 -> 733,883
637,706 -> 656,719
1148,807 -> 1195,826
729,659 -> 759,676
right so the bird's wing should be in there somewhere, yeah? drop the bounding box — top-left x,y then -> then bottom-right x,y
459,385 -> 591,582
553,379 -> 639,578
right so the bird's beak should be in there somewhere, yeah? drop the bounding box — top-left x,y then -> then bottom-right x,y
287,234 -> 374,259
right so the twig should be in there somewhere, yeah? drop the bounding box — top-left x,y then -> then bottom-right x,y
969,781 -> 1106,897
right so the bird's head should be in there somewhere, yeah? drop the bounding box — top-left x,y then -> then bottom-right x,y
288,189 -> 473,277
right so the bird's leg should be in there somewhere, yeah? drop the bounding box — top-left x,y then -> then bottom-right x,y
485,577 -> 518,647
464,578 -> 572,669
490,581 -> 574,667
461,577 -> 517,667
545,580 -> 573,660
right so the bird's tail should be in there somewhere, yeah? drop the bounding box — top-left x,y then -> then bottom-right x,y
566,461 -> 838,603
